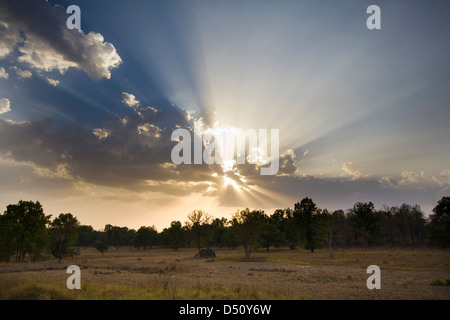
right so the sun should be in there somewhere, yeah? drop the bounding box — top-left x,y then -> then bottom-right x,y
223,175 -> 240,190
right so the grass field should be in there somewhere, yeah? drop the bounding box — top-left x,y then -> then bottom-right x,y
0,246 -> 449,300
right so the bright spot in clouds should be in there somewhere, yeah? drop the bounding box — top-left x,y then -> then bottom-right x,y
0,98 -> 11,114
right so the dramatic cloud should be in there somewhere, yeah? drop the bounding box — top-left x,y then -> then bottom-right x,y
10,66 -> 32,79
17,39 -> 77,74
0,97 -> 209,196
0,0 -> 122,80
0,21 -> 20,58
0,105 -> 447,220
0,98 -> 10,114
0,96 -> 302,203
0,67 -> 9,79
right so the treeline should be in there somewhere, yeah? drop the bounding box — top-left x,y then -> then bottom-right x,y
0,197 -> 449,262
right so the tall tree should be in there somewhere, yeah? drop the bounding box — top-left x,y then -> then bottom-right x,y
294,197 -> 321,253
104,225 -> 136,249
231,208 -> 267,259
316,209 -> 336,258
0,213 -> 15,261
1,200 -> 51,261
135,226 -> 158,250
49,213 -> 80,262
410,204 -> 426,244
427,196 -> 450,247
284,209 -> 299,250
377,205 -> 397,246
185,210 -> 213,253
161,221 -> 185,250
258,222 -> 285,251
94,232 -> 109,255
76,225 -> 98,247
348,202 -> 379,245
211,217 -> 229,248
390,204 -> 426,245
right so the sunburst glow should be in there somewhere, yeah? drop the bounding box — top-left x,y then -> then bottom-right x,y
223,175 -> 239,190
0,0 -> 447,232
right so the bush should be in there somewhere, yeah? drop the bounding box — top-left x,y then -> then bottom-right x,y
430,278 -> 450,286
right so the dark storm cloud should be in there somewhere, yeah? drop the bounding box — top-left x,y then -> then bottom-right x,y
0,87 -> 306,199
0,101 -> 447,213
0,100 -> 219,194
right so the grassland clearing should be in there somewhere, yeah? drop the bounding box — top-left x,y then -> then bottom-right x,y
0,246 -> 449,300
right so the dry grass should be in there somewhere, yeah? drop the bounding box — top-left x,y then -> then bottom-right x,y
1,246 -> 449,300
0,273 -> 310,300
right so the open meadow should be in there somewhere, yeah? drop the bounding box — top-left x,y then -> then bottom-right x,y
0,246 -> 449,300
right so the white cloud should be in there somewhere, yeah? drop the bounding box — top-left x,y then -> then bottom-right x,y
17,31 -> 122,80
0,98 -> 11,114
379,176 -> 397,187
0,21 -> 21,58
18,39 -> 77,74
380,169 -> 450,189
0,67 -> 9,79
46,78 -> 59,87
92,128 -> 110,140
277,149 -> 299,176
121,92 -> 140,109
10,66 -> 32,79
399,170 -> 420,185
0,1 -> 122,80
440,170 -> 450,185
341,162 -> 358,176
429,170 -> 450,187
341,162 -> 370,180
303,149 -> 309,157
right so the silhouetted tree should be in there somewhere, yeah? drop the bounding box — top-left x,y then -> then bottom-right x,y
389,204 -> 426,245
348,202 -> 379,245
135,226 -> 158,250
284,212 -> 298,250
231,208 -> 267,259
0,213 -> 15,261
269,209 -> 291,233
1,200 -> 51,261
258,222 -> 285,251
377,205 -> 397,246
211,217 -> 228,248
105,224 -> 136,249
221,225 -> 240,249
49,213 -> 80,262
76,225 -> 99,247
294,198 -> 321,253
161,221 -> 185,250
185,210 -> 213,253
95,240 -> 108,255
427,196 -> 450,247
316,209 -> 337,258
410,205 -> 426,244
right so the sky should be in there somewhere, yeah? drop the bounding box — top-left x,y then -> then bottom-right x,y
0,0 -> 449,231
